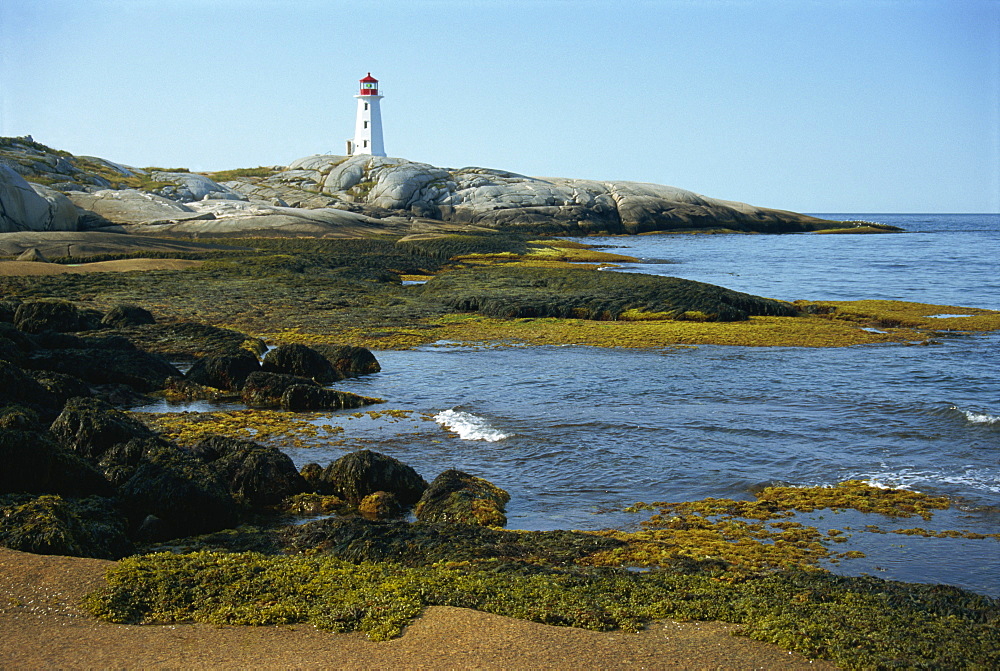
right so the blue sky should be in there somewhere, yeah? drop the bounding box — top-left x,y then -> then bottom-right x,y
2,0 -> 997,213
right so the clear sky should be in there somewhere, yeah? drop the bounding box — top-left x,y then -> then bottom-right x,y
2,0 -> 998,213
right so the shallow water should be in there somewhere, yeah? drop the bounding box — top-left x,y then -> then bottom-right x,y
141,214 -> 1000,596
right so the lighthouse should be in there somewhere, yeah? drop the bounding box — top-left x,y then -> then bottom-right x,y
347,73 -> 386,157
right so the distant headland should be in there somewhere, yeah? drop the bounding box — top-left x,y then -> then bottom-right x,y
0,136 -> 898,241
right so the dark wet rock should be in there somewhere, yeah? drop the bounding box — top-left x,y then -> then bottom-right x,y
0,427 -> 111,497
99,304 -> 155,328
279,384 -> 383,411
199,436 -> 307,507
261,343 -> 343,383
118,443 -> 239,540
299,462 -> 324,491
0,360 -> 59,418
13,299 -> 86,333
0,405 -> 43,431
78,334 -> 138,350
415,469 -> 511,527
27,370 -> 93,405
0,494 -> 133,559
240,371 -> 317,407
30,331 -> 87,349
310,344 -> 381,377
358,491 -> 402,520
283,517 -> 624,568
419,266 -> 799,322
97,436 -> 171,488
100,322 -> 267,362
185,348 -> 260,391
0,299 -> 22,323
27,347 -> 181,392
49,397 -> 157,461
187,434 -> 253,463
281,493 -> 347,518
319,450 -> 427,505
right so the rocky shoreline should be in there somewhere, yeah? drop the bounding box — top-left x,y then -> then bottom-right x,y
1,135 -> 998,666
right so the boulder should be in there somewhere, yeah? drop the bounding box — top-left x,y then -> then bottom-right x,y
13,299 -> 86,333
185,349 -> 260,391
261,343 -> 343,383
64,189 -> 214,226
279,385 -> 383,411
16,247 -> 49,262
100,304 -> 155,328
28,347 -> 182,392
0,428 -> 111,497
0,494 -> 133,559
149,171 -> 245,202
311,345 -> 381,377
0,165 -> 79,232
358,491 -> 403,520
195,436 -> 307,507
415,470 -> 510,527
26,370 -> 93,406
319,450 -> 427,505
97,436 -> 171,488
0,360 -> 60,418
241,371 -> 317,407
118,443 -> 239,540
49,397 -> 157,461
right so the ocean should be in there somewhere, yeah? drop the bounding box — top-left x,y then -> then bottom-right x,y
145,214 -> 1000,596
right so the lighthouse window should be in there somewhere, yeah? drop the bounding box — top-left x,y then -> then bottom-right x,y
364,121 -> 369,128
363,140 -> 368,148
364,103 -> 369,111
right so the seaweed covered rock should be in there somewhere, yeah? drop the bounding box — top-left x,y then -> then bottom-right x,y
240,371 -> 317,407
284,517 -> 624,567
49,397 -> 157,461
0,360 -> 59,418
0,494 -> 133,559
102,321 -> 267,361
13,299 -> 88,334
419,266 -> 799,322
99,304 -> 155,328
97,436 -> 172,488
319,450 -> 427,505
27,369 -> 93,406
0,427 -> 111,497
358,491 -> 402,520
185,349 -> 260,391
311,345 -> 381,377
279,384 -> 383,411
261,343 -> 343,383
415,469 -> 510,527
192,435 -> 307,507
27,346 -> 181,392
118,444 -> 239,540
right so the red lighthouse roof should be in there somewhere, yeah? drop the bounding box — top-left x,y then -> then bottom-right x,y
360,73 -> 378,83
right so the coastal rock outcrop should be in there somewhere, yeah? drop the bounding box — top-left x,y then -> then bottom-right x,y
185,349 -> 261,391
415,469 -> 510,527
0,165 -> 80,232
319,450 -> 428,505
4,136 -> 869,238
261,343 -> 343,383
191,436 -> 307,507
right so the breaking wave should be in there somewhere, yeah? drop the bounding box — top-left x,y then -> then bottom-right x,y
955,407 -> 1000,425
434,408 -> 511,442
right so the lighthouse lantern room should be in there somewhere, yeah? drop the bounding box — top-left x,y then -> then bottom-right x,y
348,73 -> 386,157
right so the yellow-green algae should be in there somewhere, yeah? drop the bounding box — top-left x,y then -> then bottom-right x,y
135,410 -> 345,449
82,480 -> 1000,666
582,481 -> 972,575
245,300 -> 1000,351
83,550 -> 1000,667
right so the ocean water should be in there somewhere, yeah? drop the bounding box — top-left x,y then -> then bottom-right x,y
146,214 -> 1000,595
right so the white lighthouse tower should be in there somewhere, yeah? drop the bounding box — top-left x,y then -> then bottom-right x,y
347,73 -> 386,157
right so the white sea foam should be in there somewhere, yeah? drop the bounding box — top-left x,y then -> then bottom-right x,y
960,409 -> 1000,425
859,468 -> 1000,495
434,408 -> 511,442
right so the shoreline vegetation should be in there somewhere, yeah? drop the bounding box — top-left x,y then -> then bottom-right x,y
1,139 -> 998,666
